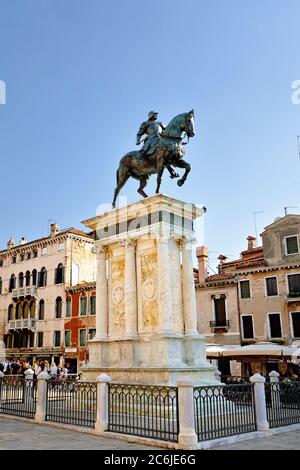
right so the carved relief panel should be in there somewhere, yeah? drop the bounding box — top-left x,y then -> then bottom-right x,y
109,258 -> 125,336
169,239 -> 183,333
140,252 -> 158,332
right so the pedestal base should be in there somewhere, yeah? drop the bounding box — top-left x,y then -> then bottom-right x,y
81,365 -> 218,386
81,335 -> 217,385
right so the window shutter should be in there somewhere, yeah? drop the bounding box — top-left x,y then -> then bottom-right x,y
62,267 -> 65,283
54,268 -> 58,285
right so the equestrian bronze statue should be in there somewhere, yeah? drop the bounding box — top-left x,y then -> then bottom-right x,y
112,110 -> 195,207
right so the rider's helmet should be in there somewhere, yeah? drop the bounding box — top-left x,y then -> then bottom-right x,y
148,111 -> 158,120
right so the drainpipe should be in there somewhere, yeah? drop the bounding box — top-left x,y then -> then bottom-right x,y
69,237 -> 73,287
236,281 -> 242,343
235,280 -> 243,374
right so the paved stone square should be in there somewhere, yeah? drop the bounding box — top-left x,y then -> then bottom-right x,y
216,430 -> 300,450
1,416 -> 300,450
0,417 -> 160,450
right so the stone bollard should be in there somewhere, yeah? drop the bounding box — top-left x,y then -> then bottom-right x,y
0,371 -> 3,404
35,371 -> 50,423
177,377 -> 198,447
24,368 -> 34,403
250,373 -> 269,431
94,373 -> 112,433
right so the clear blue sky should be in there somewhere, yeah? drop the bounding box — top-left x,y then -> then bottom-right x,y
1,0 -> 299,271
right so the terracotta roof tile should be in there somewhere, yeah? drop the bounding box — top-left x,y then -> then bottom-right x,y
223,258 -> 266,270
205,273 -> 235,282
66,281 -> 96,292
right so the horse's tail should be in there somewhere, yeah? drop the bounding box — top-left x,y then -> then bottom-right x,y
116,168 -> 119,185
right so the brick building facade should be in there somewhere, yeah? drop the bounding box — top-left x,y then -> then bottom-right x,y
64,282 -> 96,372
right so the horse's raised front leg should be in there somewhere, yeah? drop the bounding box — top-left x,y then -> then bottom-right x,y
166,165 -> 179,179
171,159 -> 191,187
137,176 -> 149,198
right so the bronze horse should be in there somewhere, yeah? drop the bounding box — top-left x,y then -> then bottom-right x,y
112,110 -> 195,207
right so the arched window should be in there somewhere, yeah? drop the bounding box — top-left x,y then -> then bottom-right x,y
18,272 -> 24,288
22,302 -> 29,319
16,303 -> 21,319
8,304 -> 14,321
9,274 -> 16,293
25,271 -> 31,287
80,294 -> 87,316
30,301 -> 36,319
55,297 -> 62,319
38,267 -> 47,287
32,269 -> 37,286
55,263 -> 65,284
90,294 -> 96,315
0,277 -> 2,295
38,299 -> 45,320
66,297 -> 72,317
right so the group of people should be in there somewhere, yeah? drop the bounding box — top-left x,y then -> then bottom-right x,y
0,359 -> 76,382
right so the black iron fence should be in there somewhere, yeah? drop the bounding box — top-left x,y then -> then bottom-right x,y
266,381 -> 300,428
108,384 -> 178,442
0,376 -> 37,419
194,384 -> 256,442
5,374 -> 300,443
45,380 -> 97,428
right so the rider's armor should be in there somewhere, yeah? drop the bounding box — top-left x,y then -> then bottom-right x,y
136,120 -> 165,158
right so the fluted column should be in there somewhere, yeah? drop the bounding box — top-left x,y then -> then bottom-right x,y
157,237 -> 173,334
125,240 -> 137,337
95,246 -> 108,339
182,239 -> 198,335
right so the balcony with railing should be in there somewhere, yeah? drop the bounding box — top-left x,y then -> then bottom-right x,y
209,320 -> 230,331
11,286 -> 37,299
8,319 -> 36,332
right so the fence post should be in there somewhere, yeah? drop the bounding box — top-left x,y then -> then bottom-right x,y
177,377 -> 198,447
250,373 -> 269,431
95,373 -> 111,433
268,370 -> 280,410
24,368 -> 34,403
35,371 -> 49,423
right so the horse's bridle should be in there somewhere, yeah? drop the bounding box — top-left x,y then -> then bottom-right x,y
181,133 -> 189,146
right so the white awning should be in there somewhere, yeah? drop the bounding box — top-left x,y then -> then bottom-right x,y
205,344 -> 240,357
221,342 -> 298,357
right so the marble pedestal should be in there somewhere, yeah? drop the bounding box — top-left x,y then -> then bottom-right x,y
80,194 -> 217,385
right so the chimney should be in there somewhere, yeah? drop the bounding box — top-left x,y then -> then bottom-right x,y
19,237 -> 26,245
50,223 -> 60,237
196,246 -> 208,283
7,238 -> 15,250
218,254 -> 227,273
247,235 -> 256,251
